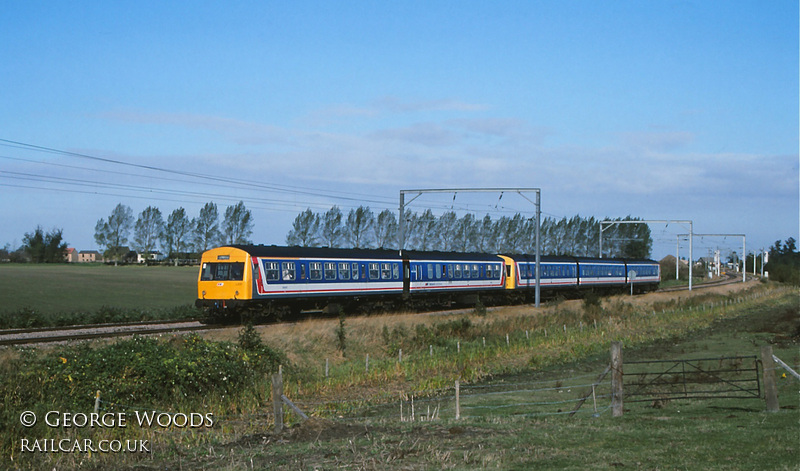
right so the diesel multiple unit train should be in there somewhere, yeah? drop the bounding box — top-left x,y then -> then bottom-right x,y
196,245 -> 660,321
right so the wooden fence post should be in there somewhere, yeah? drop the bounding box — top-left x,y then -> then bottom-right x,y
455,380 -> 461,420
761,345 -> 779,412
611,341 -> 623,417
272,371 -> 284,433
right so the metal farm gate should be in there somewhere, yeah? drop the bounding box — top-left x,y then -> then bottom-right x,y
624,355 -> 761,403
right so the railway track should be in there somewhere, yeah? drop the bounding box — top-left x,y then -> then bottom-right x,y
657,272 -> 748,293
0,319 -> 218,347
2,274 -> 753,347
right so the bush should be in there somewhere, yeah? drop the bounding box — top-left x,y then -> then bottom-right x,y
2,334 -> 288,410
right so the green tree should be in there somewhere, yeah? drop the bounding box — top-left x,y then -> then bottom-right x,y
134,206 -> 165,259
436,211 -> 458,251
374,209 -> 398,249
222,201 -> 253,245
95,203 -> 134,262
320,206 -> 343,248
344,206 -> 375,248
453,213 -> 477,252
194,202 -> 221,251
162,207 -> 193,257
765,237 -> 800,285
286,208 -> 320,247
413,209 -> 437,251
22,226 -> 67,262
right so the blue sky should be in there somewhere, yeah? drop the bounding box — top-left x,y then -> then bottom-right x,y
1,0 -> 797,260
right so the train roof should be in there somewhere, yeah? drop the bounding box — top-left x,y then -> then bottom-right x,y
218,246 -> 657,265
221,245 -> 505,262
226,245 -> 403,260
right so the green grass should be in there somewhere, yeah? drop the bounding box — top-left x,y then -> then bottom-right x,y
1,281 -> 797,470
0,264 -> 198,325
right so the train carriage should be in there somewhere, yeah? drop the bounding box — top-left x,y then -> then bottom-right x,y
404,251 -> 506,296
198,245 -> 405,316
625,259 -> 661,292
506,255 -> 579,290
576,258 -> 628,288
197,245 -> 662,322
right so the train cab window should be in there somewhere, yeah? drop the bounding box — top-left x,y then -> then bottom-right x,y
310,262 -> 322,280
281,262 -> 296,281
324,262 -> 337,280
338,262 -> 350,280
263,262 -> 279,281
454,264 -> 462,278
201,262 -> 245,281
369,263 -> 380,280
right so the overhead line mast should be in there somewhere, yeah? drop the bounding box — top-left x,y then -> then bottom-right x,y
398,188 -> 542,307
600,219 -> 694,291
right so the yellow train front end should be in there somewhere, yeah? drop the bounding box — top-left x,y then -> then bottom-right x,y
196,246 -> 253,317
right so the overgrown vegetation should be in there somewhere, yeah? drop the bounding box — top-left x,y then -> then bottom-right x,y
766,236 -> 800,285
2,282 -> 797,470
1,328 -> 288,466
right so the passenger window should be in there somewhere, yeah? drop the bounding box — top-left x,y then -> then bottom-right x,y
393,264 -> 400,280
454,264 -> 462,278
471,264 -> 479,278
435,264 -> 442,279
381,263 -> 392,280
427,264 -> 434,279
324,262 -> 337,280
310,262 -> 322,280
281,262 -> 295,281
352,263 -> 359,280
369,263 -> 380,280
338,262 -> 350,280
265,262 -> 279,281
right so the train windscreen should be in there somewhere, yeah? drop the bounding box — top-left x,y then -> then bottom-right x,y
201,262 -> 245,281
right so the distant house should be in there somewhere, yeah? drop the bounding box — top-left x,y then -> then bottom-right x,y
137,251 -> 167,264
64,247 -> 78,263
78,250 -> 103,263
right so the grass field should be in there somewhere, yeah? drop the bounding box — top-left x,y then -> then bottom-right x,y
192,285 -> 800,470
1,271 -> 797,470
0,264 -> 198,324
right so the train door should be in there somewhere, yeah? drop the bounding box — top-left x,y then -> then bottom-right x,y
403,258 -> 410,295
498,255 -> 516,290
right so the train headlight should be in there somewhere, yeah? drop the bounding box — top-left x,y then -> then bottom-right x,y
202,290 -> 206,298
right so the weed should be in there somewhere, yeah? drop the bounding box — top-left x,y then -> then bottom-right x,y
336,313 -> 347,356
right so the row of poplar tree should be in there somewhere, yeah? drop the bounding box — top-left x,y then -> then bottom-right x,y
94,201 -> 254,260
286,206 -> 653,258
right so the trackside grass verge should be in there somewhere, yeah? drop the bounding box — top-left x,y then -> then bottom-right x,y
1,282 -> 797,469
